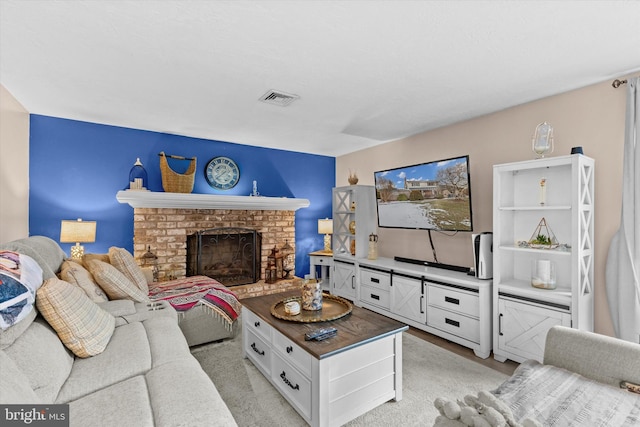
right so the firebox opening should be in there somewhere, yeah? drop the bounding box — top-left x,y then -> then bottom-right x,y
187,227 -> 261,286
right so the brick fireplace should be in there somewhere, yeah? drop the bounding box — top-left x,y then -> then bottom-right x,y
117,191 -> 310,299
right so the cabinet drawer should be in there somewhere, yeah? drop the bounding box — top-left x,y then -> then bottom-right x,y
360,268 -> 391,291
272,331 -> 312,377
272,354 -> 312,419
427,306 -> 480,343
244,329 -> 272,375
428,284 -> 479,318
312,256 -> 331,265
360,285 -> 390,309
244,308 -> 272,342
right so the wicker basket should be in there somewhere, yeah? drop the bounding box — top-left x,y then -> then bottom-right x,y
159,152 -> 196,193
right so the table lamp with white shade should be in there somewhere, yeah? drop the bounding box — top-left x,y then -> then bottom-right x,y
60,218 -> 97,259
318,218 -> 333,253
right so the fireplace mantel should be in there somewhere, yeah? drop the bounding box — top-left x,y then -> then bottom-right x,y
116,190 -> 310,211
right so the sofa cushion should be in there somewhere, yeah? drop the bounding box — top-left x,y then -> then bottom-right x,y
0,250 -> 43,330
108,247 -> 149,294
143,316 -> 189,366
0,350 -> 44,404
68,376 -> 154,427
56,316 -> 185,403
86,259 -> 150,303
0,236 -> 66,280
56,321 -> 152,403
97,299 -> 137,317
60,260 -> 108,303
3,317 -> 74,402
36,278 -> 115,358
145,358 -> 238,426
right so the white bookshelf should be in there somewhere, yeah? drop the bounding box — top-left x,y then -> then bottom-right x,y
492,154 -> 594,363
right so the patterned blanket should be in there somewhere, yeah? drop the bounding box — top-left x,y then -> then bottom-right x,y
148,275 -> 241,331
492,360 -> 640,426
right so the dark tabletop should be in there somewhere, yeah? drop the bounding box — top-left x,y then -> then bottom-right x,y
242,291 -> 408,359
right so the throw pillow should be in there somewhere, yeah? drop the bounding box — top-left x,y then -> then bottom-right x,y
108,247 -> 149,294
81,253 -> 110,268
36,277 -> 115,358
0,251 -> 43,330
85,259 -> 149,303
60,260 -> 108,303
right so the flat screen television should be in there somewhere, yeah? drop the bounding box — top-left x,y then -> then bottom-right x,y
374,155 -> 473,232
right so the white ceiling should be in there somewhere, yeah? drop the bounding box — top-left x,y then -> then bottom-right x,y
1,1 -> 639,157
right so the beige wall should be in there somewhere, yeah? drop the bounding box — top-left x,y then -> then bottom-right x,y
337,75 -> 639,336
0,84 -> 29,243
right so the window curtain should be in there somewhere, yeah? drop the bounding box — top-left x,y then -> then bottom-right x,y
606,76 -> 640,343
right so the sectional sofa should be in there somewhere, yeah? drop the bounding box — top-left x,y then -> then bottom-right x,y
0,236 -> 238,426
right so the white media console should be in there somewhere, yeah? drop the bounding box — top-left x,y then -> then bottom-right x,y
331,256 -> 493,358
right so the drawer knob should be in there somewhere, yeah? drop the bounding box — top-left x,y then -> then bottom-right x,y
286,345 -> 293,354
254,321 -> 260,327
280,371 -> 300,391
250,342 -> 265,356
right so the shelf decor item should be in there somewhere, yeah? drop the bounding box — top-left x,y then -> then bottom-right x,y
159,152 -> 196,193
270,294 -> 352,323
266,246 -> 284,283
539,177 -> 547,205
139,245 -> 159,282
531,259 -> 557,289
349,220 -> 356,235
368,233 -> 378,260
128,158 -> 148,190
348,170 -> 359,185
301,278 -> 323,311
532,122 -> 554,158
528,217 -> 559,249
281,240 -> 294,279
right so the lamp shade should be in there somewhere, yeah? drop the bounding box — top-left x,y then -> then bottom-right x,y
318,218 -> 333,235
60,219 -> 97,243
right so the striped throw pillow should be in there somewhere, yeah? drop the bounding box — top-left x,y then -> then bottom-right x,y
36,278 -> 115,358
85,259 -> 149,303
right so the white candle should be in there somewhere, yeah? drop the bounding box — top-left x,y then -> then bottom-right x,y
537,260 -> 551,282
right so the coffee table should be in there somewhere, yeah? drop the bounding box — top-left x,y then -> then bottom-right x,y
242,291 -> 408,427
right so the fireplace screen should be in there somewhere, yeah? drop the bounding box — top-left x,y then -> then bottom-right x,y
187,228 -> 261,286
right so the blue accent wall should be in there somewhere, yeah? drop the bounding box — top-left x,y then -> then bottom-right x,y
29,115 -> 335,276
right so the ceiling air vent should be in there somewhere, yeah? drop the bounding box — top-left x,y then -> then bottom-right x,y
259,90 -> 299,107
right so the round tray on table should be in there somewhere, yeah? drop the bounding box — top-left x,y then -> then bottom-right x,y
270,294 -> 353,323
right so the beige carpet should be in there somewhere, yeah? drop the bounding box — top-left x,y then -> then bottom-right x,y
191,326 -> 508,426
